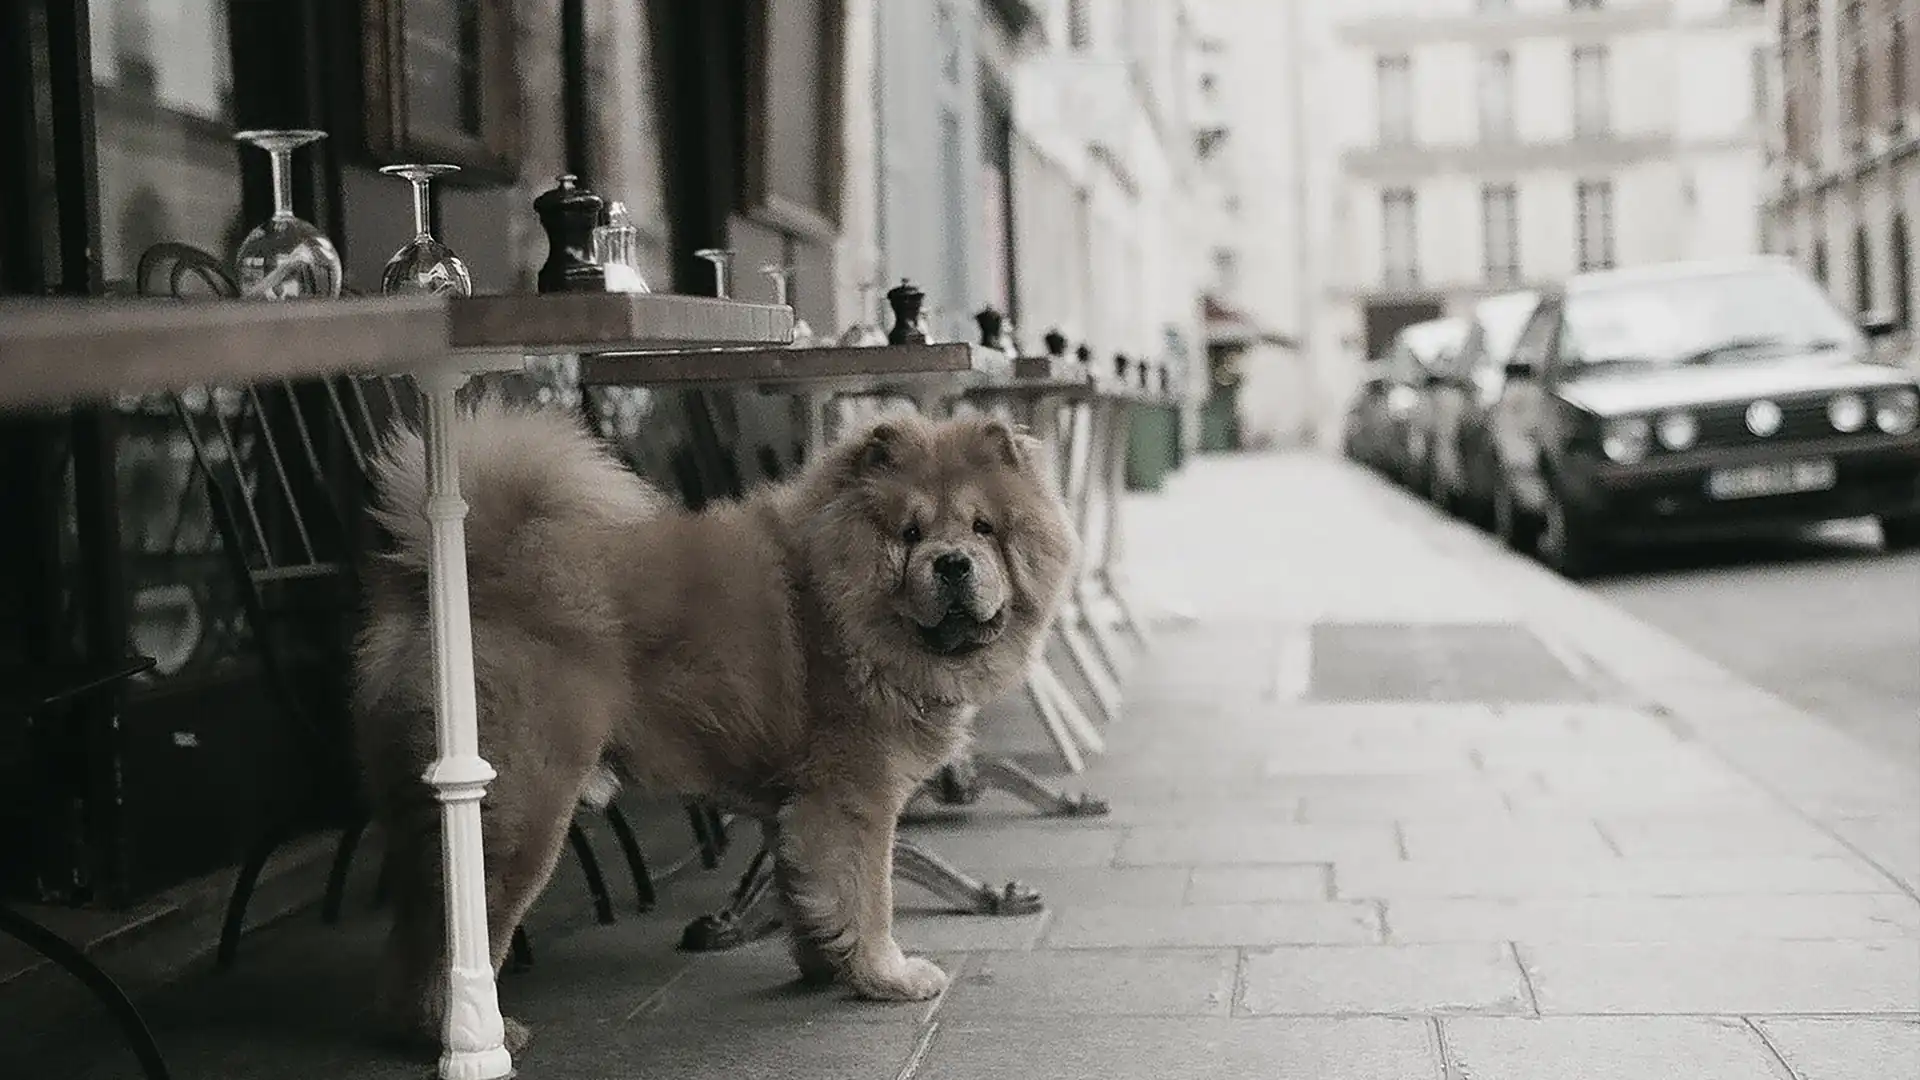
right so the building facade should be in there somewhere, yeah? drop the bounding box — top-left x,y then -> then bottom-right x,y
1313,0 -> 1772,444
1766,0 -> 1919,366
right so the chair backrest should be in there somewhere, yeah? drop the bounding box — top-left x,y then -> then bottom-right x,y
132,243 -> 412,765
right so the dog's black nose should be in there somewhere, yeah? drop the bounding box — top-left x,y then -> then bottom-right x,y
933,552 -> 973,583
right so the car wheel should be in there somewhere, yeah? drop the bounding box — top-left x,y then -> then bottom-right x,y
1492,478 -> 1540,554
1881,515 -> 1920,552
1537,481 -> 1608,580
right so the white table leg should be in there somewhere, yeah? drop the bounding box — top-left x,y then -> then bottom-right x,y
416,370 -> 513,1080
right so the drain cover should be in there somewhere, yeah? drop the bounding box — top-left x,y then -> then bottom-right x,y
1307,622 -> 1592,703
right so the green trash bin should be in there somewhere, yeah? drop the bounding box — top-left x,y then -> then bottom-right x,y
1126,403 -> 1178,492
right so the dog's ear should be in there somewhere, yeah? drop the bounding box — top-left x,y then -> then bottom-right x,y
977,419 -> 1033,471
852,423 -> 899,476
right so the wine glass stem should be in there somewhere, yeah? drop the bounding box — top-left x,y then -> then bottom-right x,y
269,148 -> 294,219
409,177 -> 433,240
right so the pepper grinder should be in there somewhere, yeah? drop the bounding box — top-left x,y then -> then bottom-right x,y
533,174 -> 607,294
1074,343 -> 1093,379
1044,329 -> 1068,360
1114,353 -> 1131,389
886,279 -> 929,345
974,307 -> 1011,354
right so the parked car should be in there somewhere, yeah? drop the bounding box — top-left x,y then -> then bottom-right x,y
1381,317 -> 1468,487
1484,256 -> 1920,577
1341,361 -> 1398,471
1444,290 -> 1544,523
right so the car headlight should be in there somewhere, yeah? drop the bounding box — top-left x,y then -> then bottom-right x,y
1601,416 -> 1651,464
1387,385 -> 1418,417
1875,387 -> 1920,434
1655,411 -> 1697,451
1829,392 -> 1868,433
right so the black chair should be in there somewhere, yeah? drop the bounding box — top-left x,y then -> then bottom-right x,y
130,244 -> 637,972
1,655 -> 170,1080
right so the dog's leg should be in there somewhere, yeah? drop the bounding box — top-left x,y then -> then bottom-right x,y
774,787 -> 947,1002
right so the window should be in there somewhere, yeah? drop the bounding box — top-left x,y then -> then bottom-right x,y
1894,215 -> 1913,329
1068,0 -> 1091,50
1482,184 -> 1519,284
1841,1 -> 1867,145
1894,17 -> 1910,128
1813,238 -> 1829,286
1212,246 -> 1240,293
1853,224 -> 1874,315
1573,45 -> 1610,137
1751,46 -> 1769,121
1382,187 -> 1418,287
1575,179 -> 1614,271
1477,0 -> 1512,10
1377,54 -> 1413,145
1479,50 -> 1514,142
1570,0 -> 1604,10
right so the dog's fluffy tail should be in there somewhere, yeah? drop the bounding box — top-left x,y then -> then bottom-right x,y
366,395 -> 665,576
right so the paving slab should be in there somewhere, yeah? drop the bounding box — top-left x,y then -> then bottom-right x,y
914,1016 -> 1442,1080
892,911 -> 1051,954
1044,901 -> 1381,949
1399,819 -> 1617,861
948,864 -> 1194,908
1440,1016 -> 1791,1080
1519,940 -> 1920,1014
1335,856 -> 1901,900
1385,894 -> 1920,944
1599,812 -> 1859,860
940,948 -> 1238,1018
1755,1018 -> 1920,1080
528,1017 -> 926,1080
1117,822 -> 1400,865
1185,864 -> 1333,904
1238,943 -> 1534,1017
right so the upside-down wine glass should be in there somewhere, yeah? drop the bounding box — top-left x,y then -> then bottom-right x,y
232,129 -> 342,299
761,264 -> 817,347
695,248 -> 734,299
377,163 -> 473,296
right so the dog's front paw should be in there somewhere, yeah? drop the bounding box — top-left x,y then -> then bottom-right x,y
848,954 -> 948,1002
503,1016 -> 533,1054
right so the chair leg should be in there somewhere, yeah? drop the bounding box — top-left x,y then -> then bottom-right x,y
215,815 -> 302,970
602,804 -> 656,912
320,816 -> 367,925
685,803 -> 722,870
505,925 -> 534,973
567,821 -> 616,925
0,905 -> 172,1080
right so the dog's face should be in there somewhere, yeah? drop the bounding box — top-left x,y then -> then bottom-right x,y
797,411 -> 1079,695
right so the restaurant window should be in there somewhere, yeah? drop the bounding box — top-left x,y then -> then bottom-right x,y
1576,179 -> 1614,272
1479,50 -> 1514,143
89,0 -> 243,291
1573,45 -> 1610,138
1813,237 -> 1829,287
86,0 -> 261,683
1382,187 -> 1418,288
1482,183 -> 1519,285
1570,0 -> 1603,10
1068,0 -> 1091,50
1377,54 -> 1412,146
1752,46 -> 1769,122
1840,1 -> 1866,147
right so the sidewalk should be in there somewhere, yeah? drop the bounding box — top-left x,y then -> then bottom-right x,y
10,453 -> 1919,1079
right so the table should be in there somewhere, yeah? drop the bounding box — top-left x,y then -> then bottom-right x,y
0,290 -> 793,1080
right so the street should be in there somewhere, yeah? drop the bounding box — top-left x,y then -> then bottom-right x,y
1592,527 -> 1920,776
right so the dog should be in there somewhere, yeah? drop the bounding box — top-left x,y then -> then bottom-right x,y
351,399 -> 1078,1052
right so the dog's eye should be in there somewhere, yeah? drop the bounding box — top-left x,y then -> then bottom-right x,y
973,518 -> 995,537
901,523 -> 922,545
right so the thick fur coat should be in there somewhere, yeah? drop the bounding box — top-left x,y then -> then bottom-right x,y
352,400 -> 1078,1051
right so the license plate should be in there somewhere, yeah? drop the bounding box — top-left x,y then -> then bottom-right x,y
1706,459 -> 1838,501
